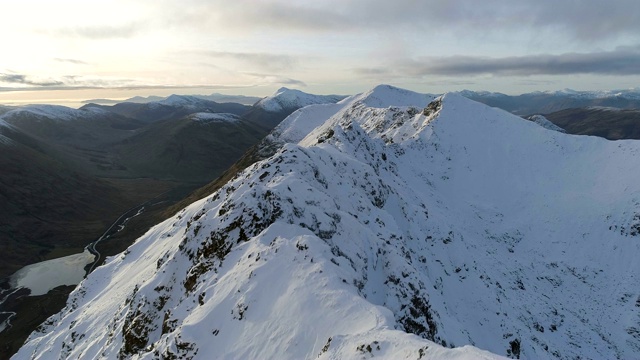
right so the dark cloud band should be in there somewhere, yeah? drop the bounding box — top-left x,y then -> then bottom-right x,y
398,46 -> 640,77
354,46 -> 640,77
0,73 -> 64,86
176,0 -> 640,42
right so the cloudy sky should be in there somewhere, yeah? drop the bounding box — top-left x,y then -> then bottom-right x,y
2,0 -> 639,106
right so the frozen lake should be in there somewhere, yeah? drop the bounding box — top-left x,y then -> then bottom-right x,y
9,250 -> 95,296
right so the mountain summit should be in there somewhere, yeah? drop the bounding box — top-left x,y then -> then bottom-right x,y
255,87 -> 345,113
16,86 -> 640,359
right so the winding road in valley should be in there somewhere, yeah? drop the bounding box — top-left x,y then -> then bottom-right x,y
85,188 -> 174,274
85,205 -> 145,274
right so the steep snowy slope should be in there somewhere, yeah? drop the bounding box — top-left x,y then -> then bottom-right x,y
263,85 -> 433,150
241,87 -> 347,130
16,86 -> 640,359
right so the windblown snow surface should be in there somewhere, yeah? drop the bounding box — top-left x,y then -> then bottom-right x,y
16,85 -> 640,359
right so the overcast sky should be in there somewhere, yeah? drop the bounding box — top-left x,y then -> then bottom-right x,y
2,0 -> 639,106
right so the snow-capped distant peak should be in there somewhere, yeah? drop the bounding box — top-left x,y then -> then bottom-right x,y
1,105 -> 95,122
189,112 -> 240,123
158,95 -> 204,106
255,88 -> 345,113
527,115 -> 567,133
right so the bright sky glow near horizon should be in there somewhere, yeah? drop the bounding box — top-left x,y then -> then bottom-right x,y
2,0 -> 640,106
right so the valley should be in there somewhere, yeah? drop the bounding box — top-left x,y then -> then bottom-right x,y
0,89 -> 343,358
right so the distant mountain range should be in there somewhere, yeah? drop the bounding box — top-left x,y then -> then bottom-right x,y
82,93 -> 263,106
538,107 -> 640,140
458,88 -> 640,115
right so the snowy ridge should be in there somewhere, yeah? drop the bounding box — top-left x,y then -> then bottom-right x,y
16,87 -> 640,359
188,112 -> 240,123
159,95 -> 207,107
527,115 -> 566,133
548,87 -> 640,99
255,87 -> 345,113
355,84 -> 434,108
264,102 -> 346,145
455,90 -> 507,98
1,104 -> 112,122
138,95 -> 216,111
266,84 -> 435,147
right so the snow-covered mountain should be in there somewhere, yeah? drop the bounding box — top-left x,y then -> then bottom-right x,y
16,85 -> 640,359
255,87 -> 346,113
0,104 -> 114,123
526,115 -> 566,133
82,93 -> 261,106
82,97 -> 250,124
462,87 -> 640,101
241,87 -> 346,130
460,88 -> 640,115
188,112 -> 240,123
545,87 -> 640,100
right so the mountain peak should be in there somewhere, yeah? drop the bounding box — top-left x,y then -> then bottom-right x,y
255,88 -> 345,113
158,94 -> 204,106
1,104 -> 106,122
275,86 -> 292,93
356,84 -> 435,108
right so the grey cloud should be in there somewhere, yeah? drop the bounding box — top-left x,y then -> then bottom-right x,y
244,73 -> 307,87
397,46 -> 640,77
0,72 -> 260,93
0,73 -> 64,86
54,58 -> 89,65
353,67 -> 393,76
175,0 -> 640,42
202,51 -> 298,72
0,83 -> 255,93
422,79 -> 477,87
279,78 -> 307,87
54,23 -> 143,39
512,79 -> 559,86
